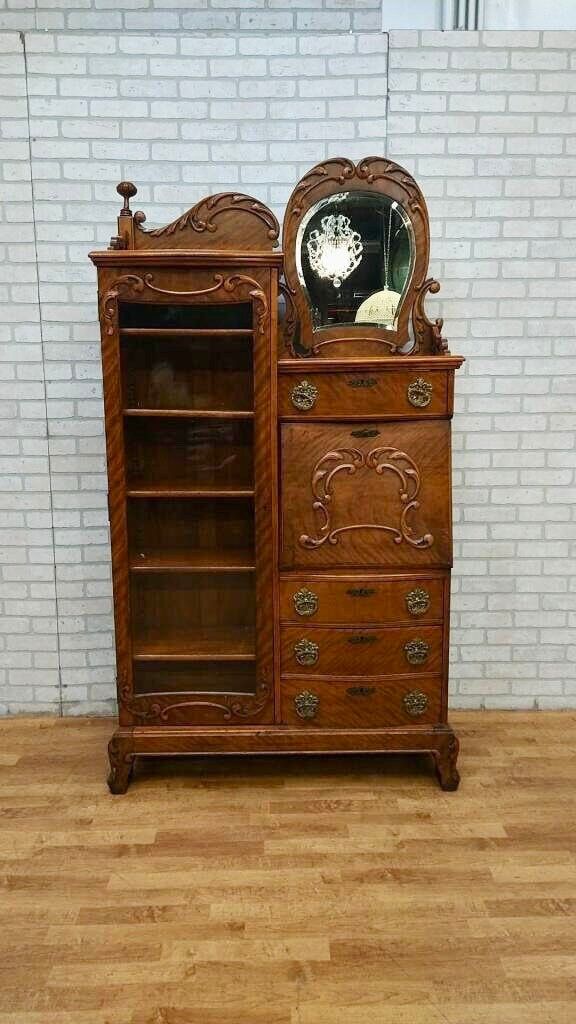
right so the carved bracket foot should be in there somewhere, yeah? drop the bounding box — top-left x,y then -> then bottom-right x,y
432,731 -> 460,791
107,733 -> 135,794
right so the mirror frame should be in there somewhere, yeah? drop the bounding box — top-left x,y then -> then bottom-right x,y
282,156 -> 444,358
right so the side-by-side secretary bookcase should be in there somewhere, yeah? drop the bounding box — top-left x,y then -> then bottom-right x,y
90,159 -> 464,794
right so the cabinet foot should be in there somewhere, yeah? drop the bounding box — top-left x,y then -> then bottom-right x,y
432,731 -> 460,791
107,733 -> 135,794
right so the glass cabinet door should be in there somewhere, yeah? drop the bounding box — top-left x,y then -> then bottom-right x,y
119,298 -> 269,722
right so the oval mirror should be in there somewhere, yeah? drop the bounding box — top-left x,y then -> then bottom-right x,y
295,190 -> 414,332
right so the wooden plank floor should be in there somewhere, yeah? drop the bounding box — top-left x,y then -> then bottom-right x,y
0,712 -> 575,1024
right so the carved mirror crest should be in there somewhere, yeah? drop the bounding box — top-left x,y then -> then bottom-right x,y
282,157 -> 448,358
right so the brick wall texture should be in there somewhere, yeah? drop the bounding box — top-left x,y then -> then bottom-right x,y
0,16 -> 575,713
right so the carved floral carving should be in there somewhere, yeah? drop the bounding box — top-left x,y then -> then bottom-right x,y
299,445 -> 434,551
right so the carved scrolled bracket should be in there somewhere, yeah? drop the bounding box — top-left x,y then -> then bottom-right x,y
412,277 -> 449,354
299,445 -> 434,551
279,278 -> 306,357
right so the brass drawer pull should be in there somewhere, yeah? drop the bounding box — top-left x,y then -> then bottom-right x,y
403,690 -> 429,716
293,587 -> 318,617
404,638 -> 430,665
407,377 -> 433,408
294,638 -> 319,667
294,690 -> 319,720
347,634 -> 376,645
347,686 -> 375,697
291,379 -> 318,411
350,428 -> 380,438
347,377 -> 376,389
346,587 -> 376,598
405,587 -> 430,616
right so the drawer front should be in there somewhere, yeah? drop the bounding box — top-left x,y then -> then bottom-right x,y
280,575 -> 445,625
281,625 -> 443,677
281,420 -> 452,569
282,678 -> 441,728
279,370 -> 449,419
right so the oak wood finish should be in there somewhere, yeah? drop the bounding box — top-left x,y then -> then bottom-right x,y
278,365 -> 450,419
2,712 -> 575,1022
281,419 -> 453,569
280,624 -> 443,679
91,189 -> 282,771
279,573 -> 446,625
92,164 -> 462,792
281,677 -> 442,728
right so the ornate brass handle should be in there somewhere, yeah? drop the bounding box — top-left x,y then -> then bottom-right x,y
347,634 -> 376,645
294,638 -> 319,667
293,587 -> 318,617
346,587 -> 376,598
347,686 -> 376,697
407,377 -> 433,408
403,690 -> 429,716
405,587 -> 430,616
347,377 -> 377,389
294,690 -> 319,719
350,428 -> 380,438
404,638 -> 430,665
291,379 -> 318,411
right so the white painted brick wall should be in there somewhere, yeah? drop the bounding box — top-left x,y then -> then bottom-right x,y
388,29 -> 576,710
0,16 -> 575,714
0,32 -> 59,714
0,1 -> 382,34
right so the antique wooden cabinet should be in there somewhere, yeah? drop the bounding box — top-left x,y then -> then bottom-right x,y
91,158 -> 463,793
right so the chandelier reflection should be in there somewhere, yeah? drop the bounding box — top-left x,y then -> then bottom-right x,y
306,213 -> 363,289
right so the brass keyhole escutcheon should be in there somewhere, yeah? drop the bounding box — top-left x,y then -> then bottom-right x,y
291,379 -> 318,411
405,587 -> 430,616
294,638 -> 319,667
293,587 -> 318,617
404,638 -> 430,665
294,690 -> 319,719
403,690 -> 429,717
407,377 -> 433,408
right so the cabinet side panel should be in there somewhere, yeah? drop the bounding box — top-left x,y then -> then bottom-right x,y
253,268 -> 276,724
98,271 -> 133,725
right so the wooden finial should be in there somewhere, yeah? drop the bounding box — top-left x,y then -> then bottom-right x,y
117,181 -> 137,217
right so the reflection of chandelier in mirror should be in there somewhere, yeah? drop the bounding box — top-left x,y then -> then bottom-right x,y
306,213 -> 363,289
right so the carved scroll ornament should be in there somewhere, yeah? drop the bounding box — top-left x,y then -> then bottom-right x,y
101,272 -> 268,336
134,192 -> 279,243
299,445 -> 434,551
119,680 -> 270,724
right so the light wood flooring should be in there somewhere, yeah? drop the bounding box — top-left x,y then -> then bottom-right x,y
0,712 -> 575,1023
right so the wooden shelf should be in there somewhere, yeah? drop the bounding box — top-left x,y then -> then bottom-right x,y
132,627 -> 255,662
127,481 -> 254,499
121,328 -> 253,338
124,409 -> 254,419
129,548 -> 255,573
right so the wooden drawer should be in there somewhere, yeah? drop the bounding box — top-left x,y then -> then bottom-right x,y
281,419 -> 451,569
278,369 -> 449,419
281,677 -> 441,728
281,625 -> 442,678
280,574 -> 445,625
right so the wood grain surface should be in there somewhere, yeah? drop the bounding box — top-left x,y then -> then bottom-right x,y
0,713 -> 574,1023
281,420 -> 452,569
